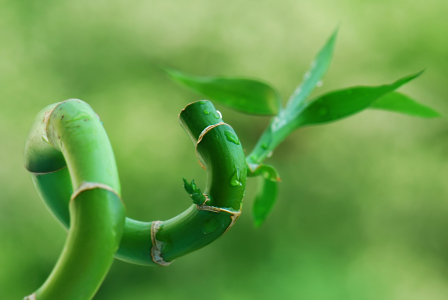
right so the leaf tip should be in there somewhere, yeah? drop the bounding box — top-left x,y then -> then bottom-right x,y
252,216 -> 265,228
424,110 -> 443,118
327,26 -> 339,48
331,24 -> 340,39
162,67 -> 178,78
408,69 -> 425,81
253,221 -> 262,228
416,69 -> 425,77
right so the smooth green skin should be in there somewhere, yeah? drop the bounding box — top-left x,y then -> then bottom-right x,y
36,190 -> 124,300
27,100 -> 246,267
161,101 -> 246,261
24,100 -> 126,300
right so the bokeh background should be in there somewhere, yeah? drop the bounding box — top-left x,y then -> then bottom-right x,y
1,0 -> 448,299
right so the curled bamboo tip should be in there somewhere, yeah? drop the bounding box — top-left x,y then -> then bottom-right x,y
150,221 -> 173,266
42,110 -> 52,124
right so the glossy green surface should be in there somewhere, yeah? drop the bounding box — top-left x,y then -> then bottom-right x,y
3,2 -> 448,299
31,168 -> 71,229
47,100 -> 121,193
36,190 -> 125,300
24,100 -> 126,299
159,100 -> 247,261
28,100 -> 246,268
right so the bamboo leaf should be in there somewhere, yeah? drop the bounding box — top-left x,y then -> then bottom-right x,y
253,177 -> 278,227
183,177 -> 206,205
294,71 -> 423,127
370,91 -> 441,118
182,177 -> 194,194
286,28 -> 338,113
165,68 -> 281,115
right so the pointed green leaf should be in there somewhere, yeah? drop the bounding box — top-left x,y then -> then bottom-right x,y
253,177 -> 278,227
191,179 -> 197,191
370,91 -> 441,118
165,68 -> 281,115
182,177 -> 206,205
183,177 -> 194,194
286,28 -> 338,113
247,163 -> 281,182
293,71 -> 423,127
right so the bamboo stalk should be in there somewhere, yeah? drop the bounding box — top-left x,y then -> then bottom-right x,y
24,99 -> 246,274
24,100 -> 126,299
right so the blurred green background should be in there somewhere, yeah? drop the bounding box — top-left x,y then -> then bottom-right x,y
1,0 -> 448,299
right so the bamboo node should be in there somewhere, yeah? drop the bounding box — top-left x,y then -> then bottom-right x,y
29,165 -> 67,176
195,122 -> 232,159
196,204 -> 242,233
178,100 -> 204,118
197,122 -> 227,144
150,221 -> 173,266
70,182 -> 121,202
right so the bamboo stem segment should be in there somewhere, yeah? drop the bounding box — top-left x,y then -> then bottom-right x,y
24,99 -> 247,298
24,100 -> 126,300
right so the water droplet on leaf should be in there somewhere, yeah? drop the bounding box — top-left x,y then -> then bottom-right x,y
203,109 -> 210,115
267,151 -> 273,158
225,131 -> 240,145
199,100 -> 206,104
316,80 -> 323,87
230,167 -> 243,186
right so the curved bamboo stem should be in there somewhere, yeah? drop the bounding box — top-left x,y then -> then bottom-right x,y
24,99 -> 246,275
24,100 -> 126,299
